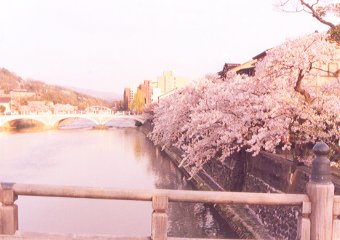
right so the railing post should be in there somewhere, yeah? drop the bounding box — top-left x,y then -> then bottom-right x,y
151,195 -> 168,240
306,141 -> 334,240
333,197 -> 340,239
298,201 -> 311,240
0,183 -> 18,234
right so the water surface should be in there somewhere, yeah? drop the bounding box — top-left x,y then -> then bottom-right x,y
0,120 -> 238,238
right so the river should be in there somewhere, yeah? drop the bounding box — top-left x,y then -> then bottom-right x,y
0,119 -> 238,238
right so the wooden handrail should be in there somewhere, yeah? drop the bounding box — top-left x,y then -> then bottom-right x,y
0,182 -> 311,239
1,183 -> 310,205
1,182 -> 340,239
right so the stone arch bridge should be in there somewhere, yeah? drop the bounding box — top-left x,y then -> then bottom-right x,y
0,112 -> 146,129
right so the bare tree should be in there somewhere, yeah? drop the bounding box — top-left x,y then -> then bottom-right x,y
277,0 -> 339,28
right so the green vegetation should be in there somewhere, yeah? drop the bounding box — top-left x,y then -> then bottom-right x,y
130,89 -> 145,113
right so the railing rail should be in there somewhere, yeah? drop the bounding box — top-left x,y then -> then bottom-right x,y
6,183 -> 309,205
0,182 -> 310,240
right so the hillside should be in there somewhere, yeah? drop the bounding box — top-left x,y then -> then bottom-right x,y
0,68 -> 110,110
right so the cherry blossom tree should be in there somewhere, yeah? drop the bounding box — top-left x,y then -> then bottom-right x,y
148,32 -> 339,176
148,79 -> 210,149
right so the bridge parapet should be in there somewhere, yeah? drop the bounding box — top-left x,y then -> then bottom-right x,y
0,113 -> 146,128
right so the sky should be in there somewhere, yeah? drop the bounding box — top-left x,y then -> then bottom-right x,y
0,0 -> 336,95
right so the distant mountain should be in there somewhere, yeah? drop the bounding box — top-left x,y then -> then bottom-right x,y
0,68 -> 24,90
0,67 -> 110,109
66,87 -> 121,101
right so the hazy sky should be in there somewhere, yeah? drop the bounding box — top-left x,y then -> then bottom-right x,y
0,0 -> 334,94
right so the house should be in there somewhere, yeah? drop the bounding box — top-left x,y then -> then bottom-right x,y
308,46 -> 339,89
53,104 -> 77,114
0,97 -> 11,114
217,63 -> 240,79
218,44 -> 339,95
10,89 -> 35,98
27,101 -> 51,114
218,51 -> 267,78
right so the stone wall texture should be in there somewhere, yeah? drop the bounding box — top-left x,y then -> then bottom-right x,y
140,123 -> 340,240
203,150 -> 340,240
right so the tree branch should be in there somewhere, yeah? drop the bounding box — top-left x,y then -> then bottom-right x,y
294,69 -> 313,104
300,0 -> 335,28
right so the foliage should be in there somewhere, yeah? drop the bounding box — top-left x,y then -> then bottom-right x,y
149,32 -> 340,176
0,105 -> 5,114
131,89 -> 145,114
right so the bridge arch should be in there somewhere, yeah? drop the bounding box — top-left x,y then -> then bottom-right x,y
0,116 -> 50,128
51,116 -> 100,128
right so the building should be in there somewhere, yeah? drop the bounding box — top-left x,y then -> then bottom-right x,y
10,89 -> 35,99
148,81 -> 161,103
218,63 -> 240,79
218,45 -> 339,95
26,101 -> 51,114
151,87 -> 161,103
123,88 -> 131,110
300,45 -> 340,99
9,89 -> 36,112
158,88 -> 178,102
123,87 -> 137,111
53,104 -> 77,114
157,71 -> 188,94
123,87 -> 137,110
123,71 -> 188,111
218,51 -> 267,78
138,80 -> 153,106
0,96 -> 11,114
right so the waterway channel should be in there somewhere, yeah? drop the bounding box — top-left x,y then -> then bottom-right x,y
0,119 -> 238,238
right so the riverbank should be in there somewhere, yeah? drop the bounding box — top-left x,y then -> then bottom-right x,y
139,121 -> 271,239
162,145 -> 272,239
140,120 -> 340,240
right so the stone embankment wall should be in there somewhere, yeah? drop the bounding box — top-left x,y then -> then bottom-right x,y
139,122 -> 340,240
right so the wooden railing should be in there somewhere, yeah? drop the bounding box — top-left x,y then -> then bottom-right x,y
0,141 -> 339,240
0,183 -> 339,240
0,183 -> 305,239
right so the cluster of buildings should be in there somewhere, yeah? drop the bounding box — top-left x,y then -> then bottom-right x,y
0,89 -> 77,115
123,71 -> 188,111
123,45 -> 339,113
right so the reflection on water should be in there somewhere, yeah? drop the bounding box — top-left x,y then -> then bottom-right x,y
0,122 -> 238,238
58,118 -> 137,129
